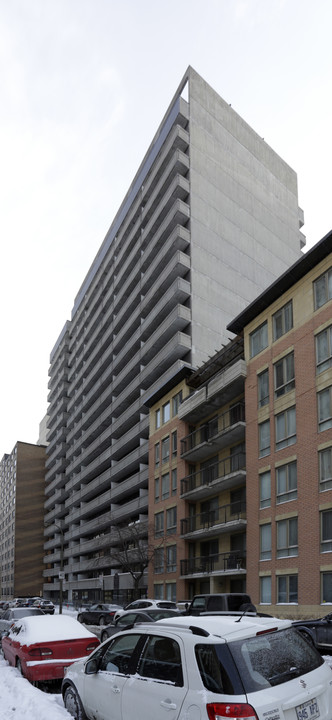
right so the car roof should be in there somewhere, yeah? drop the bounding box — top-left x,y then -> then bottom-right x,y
154,613 -> 291,642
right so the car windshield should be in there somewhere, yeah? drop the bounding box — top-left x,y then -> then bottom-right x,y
228,627 -> 323,692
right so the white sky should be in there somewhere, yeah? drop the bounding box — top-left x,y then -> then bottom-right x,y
0,0 -> 331,456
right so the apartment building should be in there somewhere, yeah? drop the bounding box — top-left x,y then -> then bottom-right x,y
0,442 -> 46,599
44,66 -> 305,604
228,230 -> 332,619
147,338 -> 247,602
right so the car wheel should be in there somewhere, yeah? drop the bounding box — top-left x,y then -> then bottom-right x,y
77,614 -> 84,623
16,659 -> 24,677
101,630 -> 109,642
64,685 -> 88,720
99,615 -> 107,626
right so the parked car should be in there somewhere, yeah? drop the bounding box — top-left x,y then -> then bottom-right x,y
32,598 -> 55,614
0,608 -> 45,639
184,592 -> 255,615
113,599 -> 177,621
62,613 -> 332,720
2,614 -> 100,684
292,611 -> 332,653
100,608 -> 181,643
77,603 -> 123,626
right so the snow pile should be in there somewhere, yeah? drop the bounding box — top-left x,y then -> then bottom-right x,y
0,655 -> 70,719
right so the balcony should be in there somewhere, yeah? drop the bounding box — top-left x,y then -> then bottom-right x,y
180,402 -> 245,461
180,452 -> 246,500
180,501 -> 246,540
180,551 -> 246,578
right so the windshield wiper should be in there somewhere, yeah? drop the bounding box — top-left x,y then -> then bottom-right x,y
268,666 -> 298,685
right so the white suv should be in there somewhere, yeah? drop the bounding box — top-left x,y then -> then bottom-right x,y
113,598 -> 177,621
62,613 -> 332,720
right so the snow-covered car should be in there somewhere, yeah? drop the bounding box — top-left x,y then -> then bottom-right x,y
62,613 -> 332,720
113,598 -> 177,621
100,608 -> 181,643
1,614 -> 100,684
77,603 -> 123,626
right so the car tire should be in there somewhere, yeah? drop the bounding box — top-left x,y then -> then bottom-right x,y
101,630 -> 109,643
77,614 -> 84,623
64,684 -> 88,720
99,616 -> 107,626
16,658 -> 24,677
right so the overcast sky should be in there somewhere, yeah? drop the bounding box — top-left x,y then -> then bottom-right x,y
0,0 -> 331,456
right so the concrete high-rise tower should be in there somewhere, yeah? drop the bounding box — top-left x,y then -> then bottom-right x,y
44,67 -> 305,603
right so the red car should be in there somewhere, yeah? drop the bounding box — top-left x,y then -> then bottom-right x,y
2,614 -> 99,683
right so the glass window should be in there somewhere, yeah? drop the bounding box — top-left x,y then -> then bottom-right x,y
314,267 -> 332,310
275,407 -> 296,450
276,461 -> 297,503
171,468 -> 177,495
259,420 -> 270,457
154,511 -> 164,537
259,470 -> 271,509
319,447 -> 332,491
250,321 -> 268,358
172,431 -> 177,457
100,633 -> 141,673
166,507 -> 177,535
318,386 -> 332,432
321,509 -> 332,552
322,572 -> 332,603
155,408 -> 161,429
153,584 -> 163,600
154,477 -> 160,503
260,576 -> 271,604
277,517 -> 298,558
154,442 -> 160,468
258,369 -> 269,408
316,326 -> 332,374
161,473 -> 170,500
260,523 -> 271,560
137,635 -> 183,685
172,391 -> 182,416
166,545 -> 176,572
165,582 -> 177,602
161,436 -> 170,463
274,352 -> 295,397
272,301 -> 293,341
277,574 -> 298,603
162,401 -> 170,424
154,547 -> 164,574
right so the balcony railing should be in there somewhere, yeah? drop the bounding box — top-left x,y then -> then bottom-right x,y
181,452 -> 246,496
180,550 -> 246,576
181,501 -> 246,535
181,402 -> 245,456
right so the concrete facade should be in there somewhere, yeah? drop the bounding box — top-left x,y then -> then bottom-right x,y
44,67 -> 305,603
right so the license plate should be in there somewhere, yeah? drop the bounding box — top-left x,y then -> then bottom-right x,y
296,697 -> 320,720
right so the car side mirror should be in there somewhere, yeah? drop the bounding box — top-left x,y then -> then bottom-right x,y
85,658 -> 99,675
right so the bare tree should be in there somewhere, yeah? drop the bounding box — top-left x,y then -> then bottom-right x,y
110,520 -> 163,600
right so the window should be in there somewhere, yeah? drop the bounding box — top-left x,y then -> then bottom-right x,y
137,635 -> 182,685
250,321 -> 268,358
316,326 -> 332,374
154,547 -> 164,574
277,517 -> 298,557
260,523 -> 271,560
318,386 -> 332,432
166,507 -> 177,535
161,436 -> 170,463
171,468 -> 177,495
259,420 -> 270,457
322,572 -> 332,603
154,511 -> 164,537
260,576 -> 271,604
165,582 -> 177,602
172,391 -> 182,416
276,461 -> 297,503
155,408 -> 161,429
274,352 -> 295,397
161,473 -> 170,500
172,431 -> 177,457
100,633 -> 141,673
154,442 -> 160,468
275,406 -> 296,450
154,584 -> 163,600
272,301 -> 293,341
154,477 -> 160,502
314,267 -> 332,309
258,369 -> 269,408
259,470 -> 271,509
319,447 -> 332,491
166,545 -> 176,572
277,574 -> 298,603
321,509 -> 332,552
162,401 -> 170,424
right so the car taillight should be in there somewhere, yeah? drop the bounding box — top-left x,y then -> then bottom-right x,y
28,648 -> 53,657
206,703 -> 258,720
86,642 -> 99,653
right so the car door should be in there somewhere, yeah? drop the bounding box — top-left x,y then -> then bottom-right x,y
121,634 -> 188,720
314,616 -> 332,649
83,633 -> 143,720
2,620 -> 22,666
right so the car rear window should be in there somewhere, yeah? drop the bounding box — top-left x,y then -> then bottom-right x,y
227,627 -> 323,693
